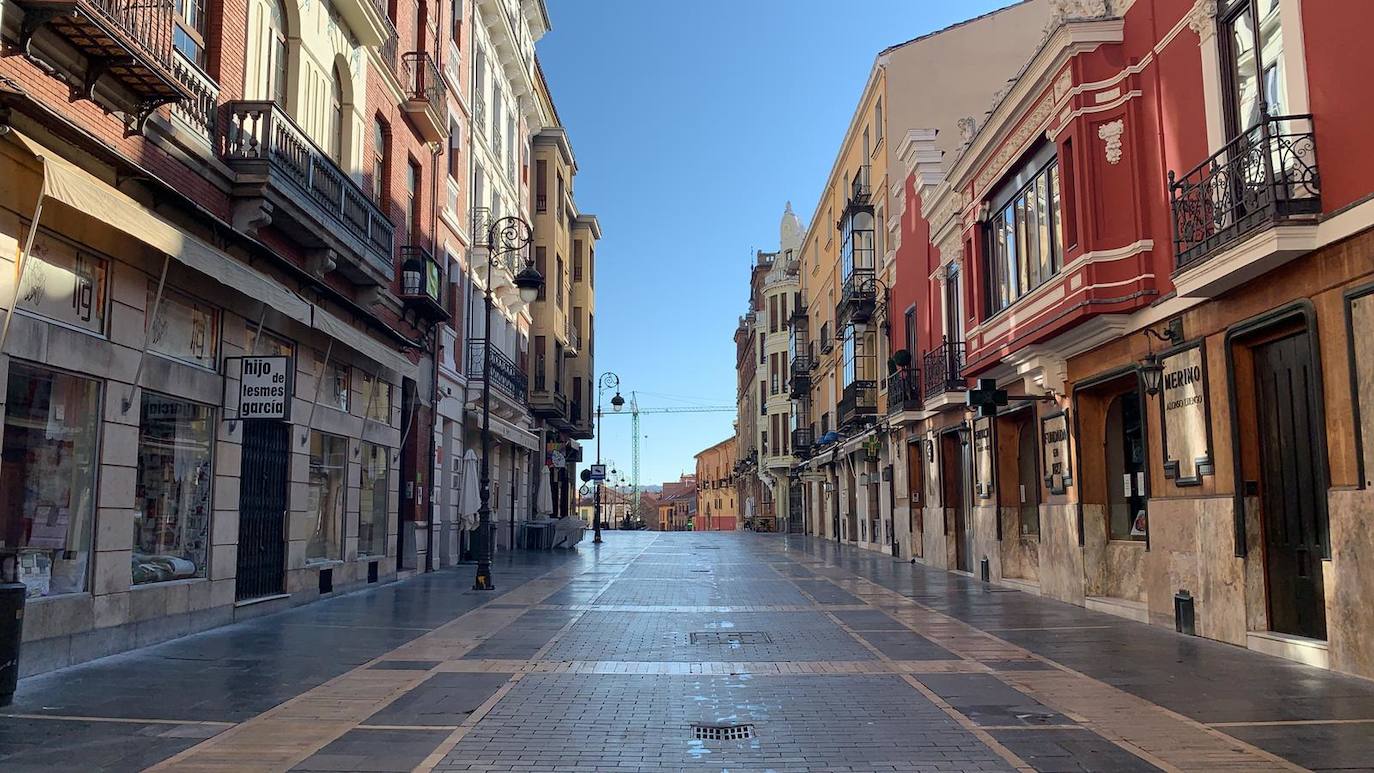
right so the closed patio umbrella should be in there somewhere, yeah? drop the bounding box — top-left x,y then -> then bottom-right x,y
536,465 -> 555,517
459,449 -> 481,531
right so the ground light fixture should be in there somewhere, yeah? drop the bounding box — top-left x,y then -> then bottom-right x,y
473,215 -> 540,592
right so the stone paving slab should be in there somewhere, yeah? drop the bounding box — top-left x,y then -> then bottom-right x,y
290,728 -> 452,772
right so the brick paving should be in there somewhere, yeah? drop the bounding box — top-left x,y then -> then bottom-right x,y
5,531 -> 1374,771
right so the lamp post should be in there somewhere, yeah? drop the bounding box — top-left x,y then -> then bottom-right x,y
474,216 -> 543,591
594,372 -> 624,545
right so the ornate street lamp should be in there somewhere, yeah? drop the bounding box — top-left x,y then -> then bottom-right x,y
474,216 -> 542,591
1138,325 -> 1183,397
594,372 -> 624,545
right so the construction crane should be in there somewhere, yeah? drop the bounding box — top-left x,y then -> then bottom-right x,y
600,396 -> 735,516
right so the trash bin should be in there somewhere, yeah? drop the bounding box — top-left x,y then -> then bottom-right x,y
0,581 -> 25,707
1174,590 -> 1196,636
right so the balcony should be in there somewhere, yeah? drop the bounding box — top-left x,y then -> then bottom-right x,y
402,51 -> 447,142
819,322 -> 834,354
836,268 -> 877,327
333,0 -> 392,47
466,340 -> 527,404
1169,114 -> 1320,271
838,380 -> 877,428
923,340 -> 967,398
473,93 -> 487,140
14,0 -> 191,135
528,386 -> 569,423
398,245 -> 449,322
791,428 -> 814,459
887,368 -> 922,415
221,101 -> 395,286
849,164 -> 872,207
789,352 -> 812,399
169,54 -> 218,143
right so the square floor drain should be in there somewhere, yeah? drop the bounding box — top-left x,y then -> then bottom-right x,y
691,723 -> 755,741
690,631 -> 773,645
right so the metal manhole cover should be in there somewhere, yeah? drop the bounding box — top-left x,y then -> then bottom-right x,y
690,631 -> 773,645
691,723 -> 755,741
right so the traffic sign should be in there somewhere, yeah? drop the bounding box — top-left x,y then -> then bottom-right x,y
589,464 -> 607,481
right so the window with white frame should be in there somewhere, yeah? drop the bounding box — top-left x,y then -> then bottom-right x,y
983,144 -> 1063,315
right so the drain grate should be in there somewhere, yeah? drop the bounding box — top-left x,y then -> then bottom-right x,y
690,631 -> 773,645
691,723 -> 755,741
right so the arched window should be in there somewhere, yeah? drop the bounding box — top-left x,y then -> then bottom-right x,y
266,0 -> 288,104
372,116 -> 389,206
330,68 -> 344,163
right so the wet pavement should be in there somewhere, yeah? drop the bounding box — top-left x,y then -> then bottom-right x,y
3,532 -> 1374,772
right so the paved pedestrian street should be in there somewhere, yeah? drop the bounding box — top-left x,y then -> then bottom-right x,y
6,532 -> 1374,772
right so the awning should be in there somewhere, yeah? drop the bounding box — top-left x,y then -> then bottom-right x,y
486,413 -> 541,451
312,306 -> 416,379
11,131 -> 417,379
10,131 -> 312,325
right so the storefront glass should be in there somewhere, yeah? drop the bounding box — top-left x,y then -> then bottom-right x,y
307,432 -> 346,562
134,393 -> 214,584
359,441 -> 388,556
0,363 -> 101,598
360,372 -> 391,423
148,286 -> 219,368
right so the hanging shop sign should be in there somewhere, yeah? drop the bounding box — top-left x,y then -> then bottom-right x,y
1040,412 -> 1072,495
972,417 -> 994,500
1159,342 -> 1213,485
226,356 -> 293,420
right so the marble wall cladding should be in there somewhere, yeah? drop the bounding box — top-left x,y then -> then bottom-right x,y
1143,496 -> 1246,643
1328,487 -> 1374,679
944,508 -> 958,569
972,504 -> 1002,580
1080,504 -> 1146,601
1242,496 -> 1269,633
999,507 -> 1041,583
1039,503 -> 1084,605
922,506 -> 948,569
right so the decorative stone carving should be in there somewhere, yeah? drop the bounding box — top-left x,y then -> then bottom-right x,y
231,197 -> 272,235
1187,0 -> 1218,39
1044,0 -> 1115,39
957,117 -> 978,146
305,248 -> 337,279
932,263 -> 950,286
1098,119 -> 1125,164
974,94 -> 1057,196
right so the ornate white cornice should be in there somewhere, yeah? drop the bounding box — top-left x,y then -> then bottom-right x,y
1187,0 -> 1218,40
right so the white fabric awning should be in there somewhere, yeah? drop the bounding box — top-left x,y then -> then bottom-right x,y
475,412 -> 540,452
11,131 -> 312,325
13,131 -> 417,380
312,306 -> 416,379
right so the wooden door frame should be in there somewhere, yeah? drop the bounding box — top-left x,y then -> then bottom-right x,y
1224,300 -> 1331,558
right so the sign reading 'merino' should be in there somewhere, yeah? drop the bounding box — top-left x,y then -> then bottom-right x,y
1160,343 -> 1213,484
229,356 -> 293,420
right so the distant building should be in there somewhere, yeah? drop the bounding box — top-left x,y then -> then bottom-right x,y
694,437 -> 739,531
656,475 -> 698,531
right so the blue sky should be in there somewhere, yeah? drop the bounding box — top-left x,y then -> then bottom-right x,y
536,0 -> 1014,488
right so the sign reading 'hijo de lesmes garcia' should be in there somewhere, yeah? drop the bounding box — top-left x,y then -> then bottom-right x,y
231,356 -> 293,420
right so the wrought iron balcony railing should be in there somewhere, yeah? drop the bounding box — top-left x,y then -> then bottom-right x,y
788,354 -> 812,399
923,340 -> 966,398
536,193 -> 548,212
379,31 -> 399,80
466,340 -> 527,403
819,322 -> 834,354
15,0 -> 191,134
887,368 -> 922,415
850,164 -> 872,206
402,51 -> 445,116
836,268 -> 877,326
1169,113 -> 1320,270
791,428 -> 814,458
398,245 -> 447,321
838,380 -> 877,428
221,101 -> 395,282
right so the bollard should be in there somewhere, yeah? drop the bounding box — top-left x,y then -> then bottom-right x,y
1174,589 -> 1196,636
980,557 -> 991,583
0,581 -> 25,707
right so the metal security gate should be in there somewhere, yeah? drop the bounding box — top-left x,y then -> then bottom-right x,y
236,420 -> 288,601
787,481 -> 804,533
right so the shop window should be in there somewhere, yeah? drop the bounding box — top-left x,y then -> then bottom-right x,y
246,324 -> 294,357
984,144 -> 1063,315
326,361 -> 350,412
14,236 -> 108,336
149,286 -> 219,369
1105,390 -> 1148,540
307,432 -> 347,562
134,393 -> 213,584
358,443 -> 387,556
360,372 -> 392,423
0,363 -> 101,598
